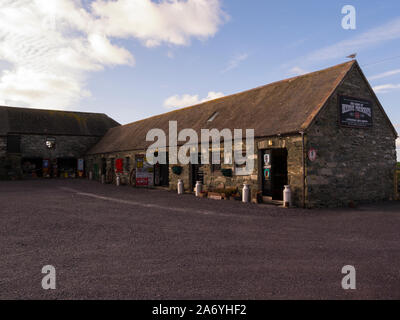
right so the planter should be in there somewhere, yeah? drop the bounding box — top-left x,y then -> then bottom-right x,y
212,188 -> 237,198
208,192 -> 223,200
199,192 -> 208,198
172,166 -> 183,175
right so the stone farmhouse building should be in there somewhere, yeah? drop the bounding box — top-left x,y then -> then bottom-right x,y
0,107 -> 119,179
86,61 -> 398,208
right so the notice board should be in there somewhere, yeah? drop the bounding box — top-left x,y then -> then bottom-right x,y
135,155 -> 154,187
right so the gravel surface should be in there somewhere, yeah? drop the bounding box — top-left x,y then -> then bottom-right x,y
0,179 -> 399,300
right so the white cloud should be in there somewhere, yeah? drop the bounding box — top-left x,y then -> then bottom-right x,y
369,69 -> 400,81
222,53 -> 248,73
288,66 -> 308,76
91,0 -> 227,47
88,34 -> 135,66
0,67 -> 90,108
205,91 -> 225,101
0,0 -> 226,109
373,84 -> 400,94
164,91 -> 224,109
305,17 -> 400,62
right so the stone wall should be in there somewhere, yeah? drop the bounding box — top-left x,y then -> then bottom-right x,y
0,136 -> 6,158
86,150 -> 143,184
169,164 -> 191,192
88,135 -> 305,207
305,65 -> 397,207
0,136 -> 7,178
20,134 -> 100,159
0,134 -> 103,180
0,136 -> 22,179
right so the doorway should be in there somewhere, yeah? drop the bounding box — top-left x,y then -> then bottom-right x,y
58,158 -> 77,178
101,158 -> 107,177
154,152 -> 169,187
190,153 -> 204,191
260,149 -> 288,200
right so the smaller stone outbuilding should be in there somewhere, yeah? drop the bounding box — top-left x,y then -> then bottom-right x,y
86,61 -> 398,208
0,106 -> 119,179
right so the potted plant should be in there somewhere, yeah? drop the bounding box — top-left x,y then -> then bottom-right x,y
199,191 -> 208,198
221,168 -> 233,177
233,192 -> 242,201
172,166 -> 183,175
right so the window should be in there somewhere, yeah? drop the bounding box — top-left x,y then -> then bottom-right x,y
207,111 -> 219,122
7,135 -> 21,153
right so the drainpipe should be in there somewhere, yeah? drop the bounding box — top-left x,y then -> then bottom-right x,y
300,131 -> 306,208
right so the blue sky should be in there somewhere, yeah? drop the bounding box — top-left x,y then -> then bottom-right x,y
81,1 -> 400,125
0,0 -> 399,155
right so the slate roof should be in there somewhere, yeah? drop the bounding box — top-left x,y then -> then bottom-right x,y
0,106 -> 119,137
87,60 -> 396,155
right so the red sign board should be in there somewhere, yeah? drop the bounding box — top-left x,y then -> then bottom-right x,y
136,177 -> 149,186
115,158 -> 124,173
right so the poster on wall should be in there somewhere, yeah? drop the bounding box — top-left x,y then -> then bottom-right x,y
263,152 -> 271,181
135,155 -> 154,187
77,159 -> 84,171
77,158 -> 84,177
339,96 -> 373,128
115,158 -> 124,173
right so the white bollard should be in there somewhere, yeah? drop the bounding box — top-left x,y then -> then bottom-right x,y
101,174 -> 105,184
89,171 -> 93,180
195,181 -> 203,197
242,184 -> 250,203
116,175 -> 121,186
177,179 -> 184,195
283,185 -> 292,208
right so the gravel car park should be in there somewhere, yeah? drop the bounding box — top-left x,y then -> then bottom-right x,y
0,179 -> 399,300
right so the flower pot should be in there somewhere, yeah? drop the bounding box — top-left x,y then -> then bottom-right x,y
221,168 -> 233,177
172,166 -> 183,175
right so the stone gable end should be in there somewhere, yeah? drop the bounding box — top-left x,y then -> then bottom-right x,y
305,64 -> 397,207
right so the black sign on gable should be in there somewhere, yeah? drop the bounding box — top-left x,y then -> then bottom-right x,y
339,96 -> 373,128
